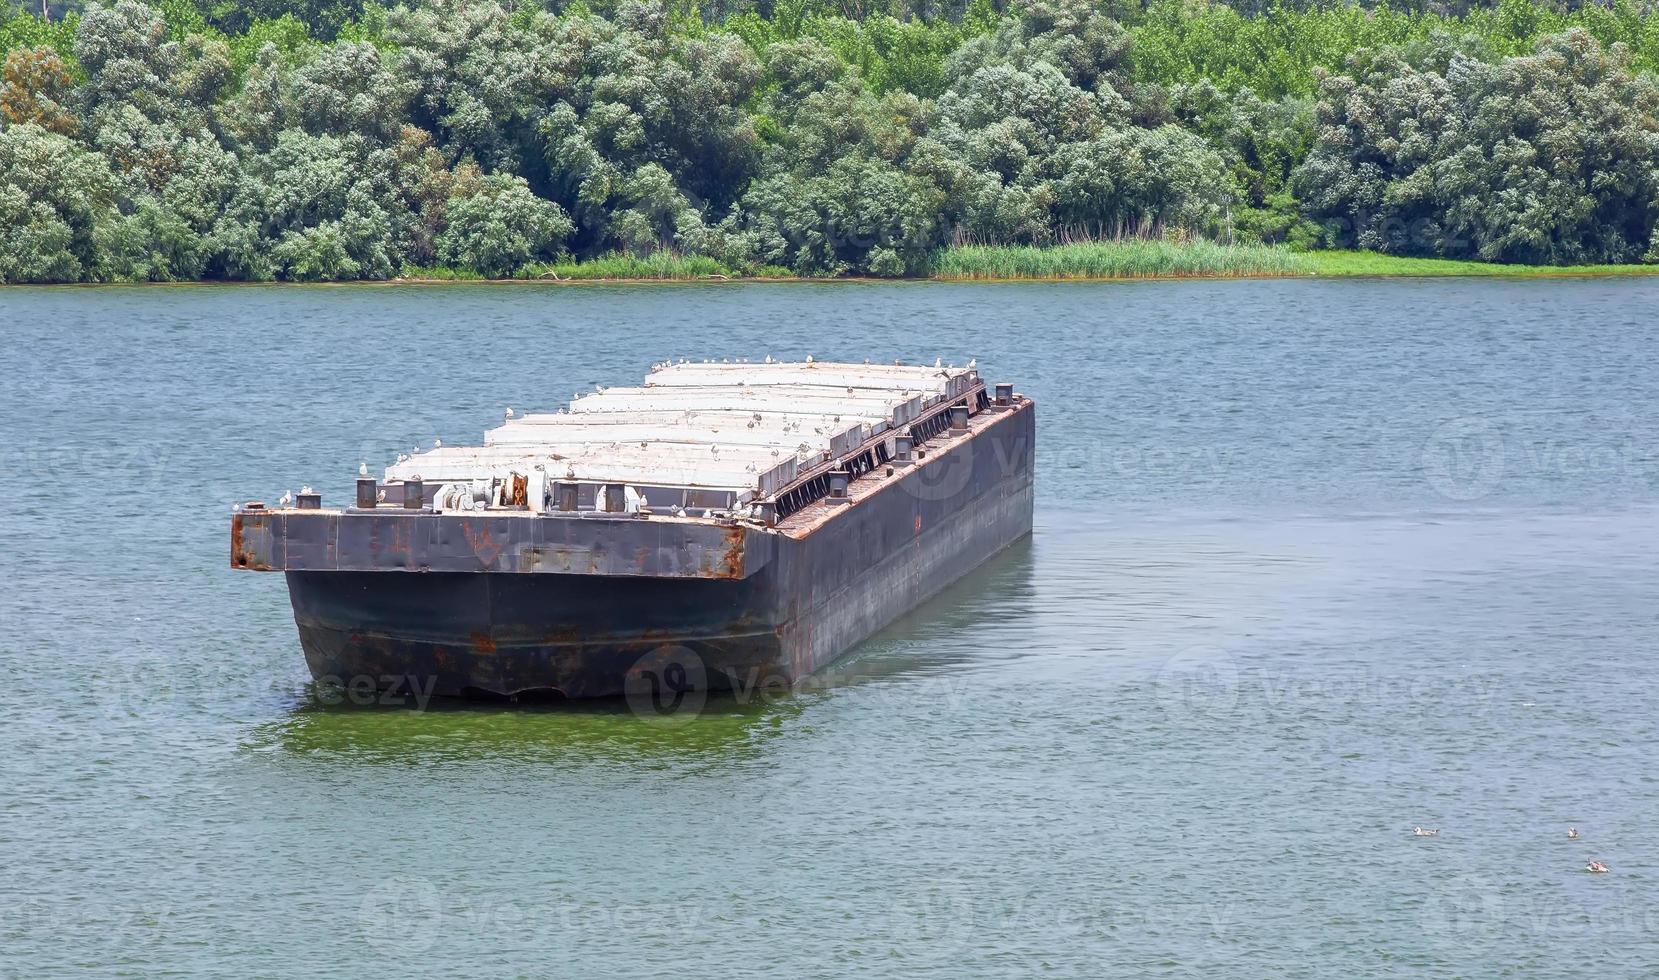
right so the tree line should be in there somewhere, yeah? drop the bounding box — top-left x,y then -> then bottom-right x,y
4,0 -> 1659,282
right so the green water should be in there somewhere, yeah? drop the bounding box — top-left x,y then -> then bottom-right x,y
2,280 -> 1657,977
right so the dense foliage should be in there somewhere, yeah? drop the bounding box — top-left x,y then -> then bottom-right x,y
4,0 -> 1659,281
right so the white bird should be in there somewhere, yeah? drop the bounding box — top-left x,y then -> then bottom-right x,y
278,490 -> 293,507
968,358 -> 977,369
1412,827 -> 1439,838
935,357 -> 942,368
300,485 -> 313,496
396,453 -> 409,464
359,462 -> 368,477
505,407 -> 515,420
1587,860 -> 1610,873
806,354 -> 814,363
376,489 -> 386,503
765,354 -> 773,364
1568,827 -> 1581,840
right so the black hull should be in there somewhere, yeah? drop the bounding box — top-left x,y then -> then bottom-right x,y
276,400 -> 1036,699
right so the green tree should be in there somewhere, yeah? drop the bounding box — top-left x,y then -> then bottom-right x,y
435,171 -> 575,275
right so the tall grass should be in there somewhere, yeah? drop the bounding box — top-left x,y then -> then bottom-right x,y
523,252 -> 747,281
931,240 -> 1313,280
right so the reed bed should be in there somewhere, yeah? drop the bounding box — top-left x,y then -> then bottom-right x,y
523,252 -> 744,281
931,240 -> 1313,280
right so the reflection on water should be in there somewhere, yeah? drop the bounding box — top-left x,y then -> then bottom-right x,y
250,537 -> 1040,766
250,691 -> 807,768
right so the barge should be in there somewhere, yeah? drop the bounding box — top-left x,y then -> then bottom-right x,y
230,359 -> 1035,699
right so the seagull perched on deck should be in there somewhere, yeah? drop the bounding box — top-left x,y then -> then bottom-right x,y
1413,827 -> 1439,838
359,462 -> 368,477
505,407 -> 515,420
434,437 -> 442,448
279,490 -> 293,507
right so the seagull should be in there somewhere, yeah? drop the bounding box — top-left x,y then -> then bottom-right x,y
934,357 -> 942,368
396,453 -> 409,464
968,358 -> 976,369
1412,827 -> 1439,838
764,355 -> 773,364
805,354 -> 814,363
1587,860 -> 1610,873
505,407 -> 515,420
359,462 -> 368,477
1568,827 -> 1581,840
376,489 -> 386,503
434,437 -> 442,448
278,490 -> 293,507
300,485 -> 313,496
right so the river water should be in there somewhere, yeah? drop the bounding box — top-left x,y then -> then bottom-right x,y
2,280 -> 1657,977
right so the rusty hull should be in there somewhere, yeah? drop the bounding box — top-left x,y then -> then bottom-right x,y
236,399 -> 1036,699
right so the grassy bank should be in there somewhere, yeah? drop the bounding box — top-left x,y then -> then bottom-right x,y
932,240 -> 1313,280
257,244 -> 1659,285
1301,250 -> 1659,278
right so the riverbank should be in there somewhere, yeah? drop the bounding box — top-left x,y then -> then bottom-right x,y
10,245 -> 1659,288
393,245 -> 1659,284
